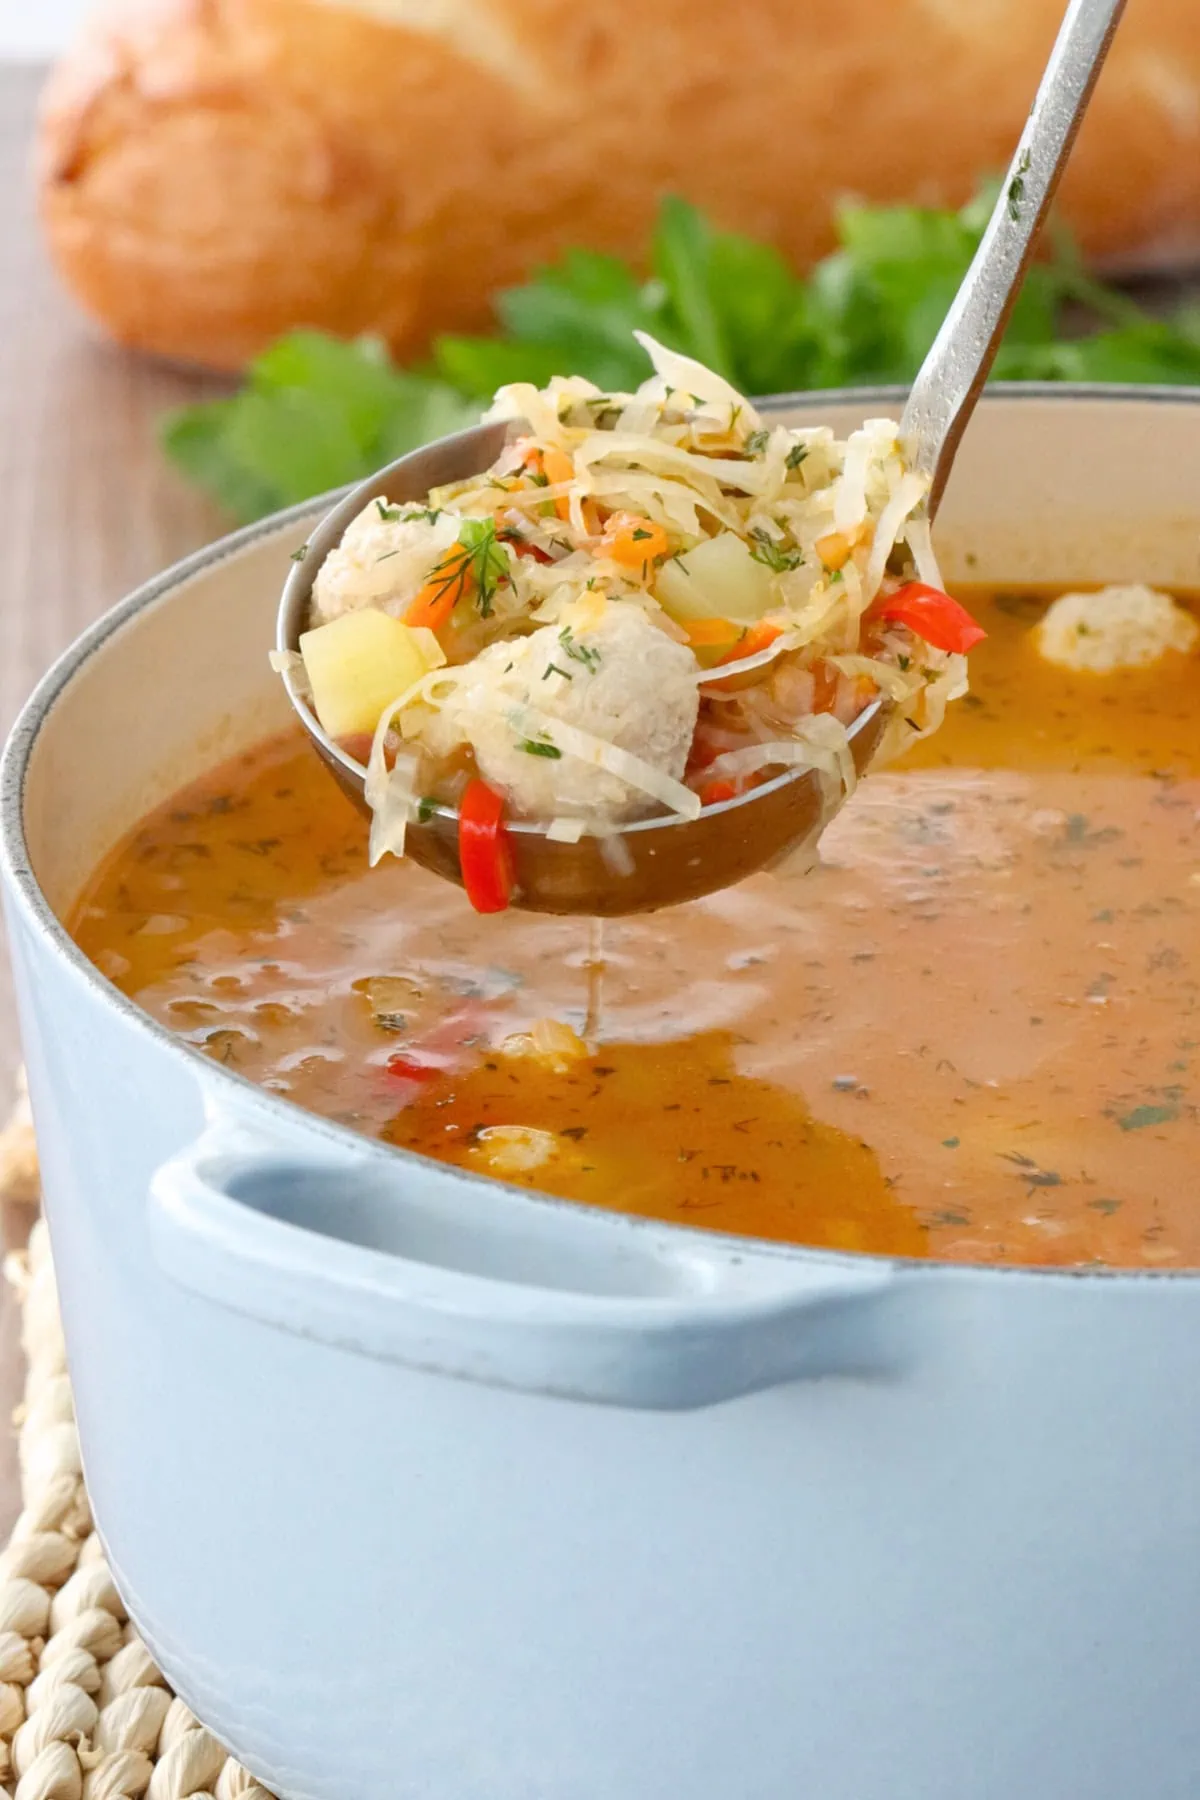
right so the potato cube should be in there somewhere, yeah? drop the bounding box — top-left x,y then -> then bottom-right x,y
299,608 -> 441,739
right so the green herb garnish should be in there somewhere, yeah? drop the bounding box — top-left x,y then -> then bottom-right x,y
518,738 -> 563,759
748,527 -> 802,573
744,429 -> 771,455
417,796 -> 438,822
457,517 -> 509,618
542,662 -> 573,681
1116,1103 -> 1179,1132
290,544 -> 308,562
784,443 -> 809,471
558,626 -> 601,672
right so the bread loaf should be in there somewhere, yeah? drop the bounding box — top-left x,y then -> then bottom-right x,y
37,0 -> 1200,373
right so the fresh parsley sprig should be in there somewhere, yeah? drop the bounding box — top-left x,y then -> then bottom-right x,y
163,189 -> 1200,523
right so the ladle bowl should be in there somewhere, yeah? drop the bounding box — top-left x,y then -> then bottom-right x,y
276,419 -> 889,917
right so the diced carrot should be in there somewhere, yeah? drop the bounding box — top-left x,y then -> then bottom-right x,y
405,550 -> 473,631
699,779 -> 739,806
716,622 -> 782,666
601,513 -> 670,572
538,447 -> 575,521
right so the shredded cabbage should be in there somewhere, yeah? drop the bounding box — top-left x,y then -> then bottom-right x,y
289,338 -> 977,870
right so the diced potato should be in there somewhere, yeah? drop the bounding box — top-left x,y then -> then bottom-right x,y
654,531 -> 776,624
299,608 -> 441,739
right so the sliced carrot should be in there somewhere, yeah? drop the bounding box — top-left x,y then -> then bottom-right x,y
405,550 -> 473,631
601,513 -> 670,572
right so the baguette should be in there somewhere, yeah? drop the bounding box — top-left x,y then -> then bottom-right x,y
37,0 -> 1200,373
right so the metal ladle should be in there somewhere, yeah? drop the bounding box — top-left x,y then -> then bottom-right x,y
278,0 -> 1126,916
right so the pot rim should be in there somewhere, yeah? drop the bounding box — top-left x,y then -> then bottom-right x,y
5,381 -> 1200,1286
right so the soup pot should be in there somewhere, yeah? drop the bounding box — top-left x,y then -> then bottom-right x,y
4,390 -> 1200,1800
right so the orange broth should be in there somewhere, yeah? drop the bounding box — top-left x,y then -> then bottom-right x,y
70,589 -> 1200,1267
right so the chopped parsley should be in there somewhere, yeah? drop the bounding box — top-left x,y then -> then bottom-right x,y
375,499 -> 403,522
785,443 -> 808,472
631,527 -> 653,541
518,737 -> 563,759
748,527 -> 803,573
744,429 -> 771,456
417,796 -> 438,823
290,543 -> 308,563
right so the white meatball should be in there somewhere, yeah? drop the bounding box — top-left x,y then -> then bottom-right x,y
311,501 -> 460,623
438,602 -> 701,821
1036,584 -> 1198,673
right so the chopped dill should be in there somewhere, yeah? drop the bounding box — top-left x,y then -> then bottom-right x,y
748,527 -> 803,573
559,626 -> 601,672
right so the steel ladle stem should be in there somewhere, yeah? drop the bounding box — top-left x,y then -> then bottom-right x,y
901,0 -> 1128,520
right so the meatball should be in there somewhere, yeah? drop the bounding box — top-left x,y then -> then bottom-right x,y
1036,584 -> 1198,673
438,602 -> 701,821
311,502 -> 460,624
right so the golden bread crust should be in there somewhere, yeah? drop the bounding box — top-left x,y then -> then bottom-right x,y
37,0 -> 1200,371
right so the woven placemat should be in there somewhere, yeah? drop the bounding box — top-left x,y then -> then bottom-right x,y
0,1088 -> 277,1800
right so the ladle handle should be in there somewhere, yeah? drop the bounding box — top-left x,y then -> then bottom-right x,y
900,0 -> 1128,519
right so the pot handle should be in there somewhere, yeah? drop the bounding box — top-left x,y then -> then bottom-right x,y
148,1116 -> 910,1411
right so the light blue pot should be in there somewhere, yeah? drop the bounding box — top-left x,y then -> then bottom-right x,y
3,390 -> 1200,1800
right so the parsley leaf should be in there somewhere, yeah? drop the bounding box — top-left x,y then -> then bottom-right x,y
161,331 -> 475,524
164,193 -> 1200,523
518,738 -> 563,759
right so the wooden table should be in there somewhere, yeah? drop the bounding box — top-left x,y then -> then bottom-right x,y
0,62 -> 224,1530
0,62 -> 225,1089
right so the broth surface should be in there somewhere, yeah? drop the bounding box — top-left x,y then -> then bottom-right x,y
71,589 -> 1200,1267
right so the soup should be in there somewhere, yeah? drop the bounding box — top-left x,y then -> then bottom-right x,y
71,588 -> 1200,1267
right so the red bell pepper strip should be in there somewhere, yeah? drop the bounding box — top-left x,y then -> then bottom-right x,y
458,778 -> 515,914
874,584 -> 987,654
